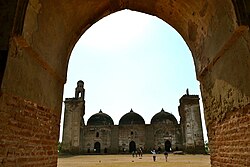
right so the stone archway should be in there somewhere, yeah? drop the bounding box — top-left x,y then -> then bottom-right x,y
165,140 -> 171,152
0,0 -> 249,166
129,141 -> 136,153
94,142 -> 101,153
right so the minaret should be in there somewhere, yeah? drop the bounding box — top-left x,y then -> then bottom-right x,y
61,80 -> 85,154
178,89 -> 205,154
75,80 -> 85,100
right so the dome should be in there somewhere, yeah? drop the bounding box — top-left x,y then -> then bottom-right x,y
151,108 -> 178,124
87,110 -> 114,126
119,109 -> 145,125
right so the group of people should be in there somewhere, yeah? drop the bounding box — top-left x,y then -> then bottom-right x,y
151,149 -> 169,162
131,147 -> 169,162
131,147 -> 143,157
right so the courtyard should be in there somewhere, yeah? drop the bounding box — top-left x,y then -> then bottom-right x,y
58,154 -> 211,167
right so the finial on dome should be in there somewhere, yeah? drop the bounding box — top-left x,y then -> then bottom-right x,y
161,108 -> 164,112
130,108 -> 133,112
99,109 -> 102,113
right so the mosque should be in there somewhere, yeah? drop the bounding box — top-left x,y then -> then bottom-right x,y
61,80 -> 205,154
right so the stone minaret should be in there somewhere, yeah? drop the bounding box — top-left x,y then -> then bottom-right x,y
61,80 -> 85,153
178,90 -> 205,154
75,80 -> 85,100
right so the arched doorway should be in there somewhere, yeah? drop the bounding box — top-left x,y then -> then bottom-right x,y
94,142 -> 101,153
1,1 -> 250,166
165,140 -> 171,152
129,141 -> 136,153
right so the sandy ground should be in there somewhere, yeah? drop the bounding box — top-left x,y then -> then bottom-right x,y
58,154 -> 211,167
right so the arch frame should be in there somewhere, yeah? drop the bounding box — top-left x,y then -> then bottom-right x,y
129,141 -> 136,153
94,142 -> 101,153
0,0 -> 249,166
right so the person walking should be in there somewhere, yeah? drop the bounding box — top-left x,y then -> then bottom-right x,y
151,149 -> 157,162
139,147 -> 143,157
132,151 -> 135,157
163,151 -> 168,162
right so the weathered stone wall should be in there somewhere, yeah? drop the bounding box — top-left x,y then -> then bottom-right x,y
145,125 -> 154,152
61,99 -> 85,153
110,126 -> 119,153
179,95 -> 205,154
151,123 -> 182,152
118,125 -> 145,153
82,126 -> 113,154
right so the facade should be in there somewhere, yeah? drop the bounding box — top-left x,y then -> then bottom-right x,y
62,81 -> 205,154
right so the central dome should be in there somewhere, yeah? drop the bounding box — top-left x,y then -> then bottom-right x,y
119,109 -> 145,125
87,110 -> 114,126
151,108 -> 178,124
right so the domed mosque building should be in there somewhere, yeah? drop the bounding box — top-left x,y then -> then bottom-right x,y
83,110 -> 114,153
62,81 -> 205,154
118,109 -> 146,153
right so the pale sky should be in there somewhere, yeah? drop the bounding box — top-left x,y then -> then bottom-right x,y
60,10 -> 208,141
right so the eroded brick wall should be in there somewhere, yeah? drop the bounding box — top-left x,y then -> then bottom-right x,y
208,104 -> 250,166
0,93 -> 60,166
200,24 -> 250,166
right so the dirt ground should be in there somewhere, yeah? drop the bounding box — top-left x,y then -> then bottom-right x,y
57,154 -> 211,167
